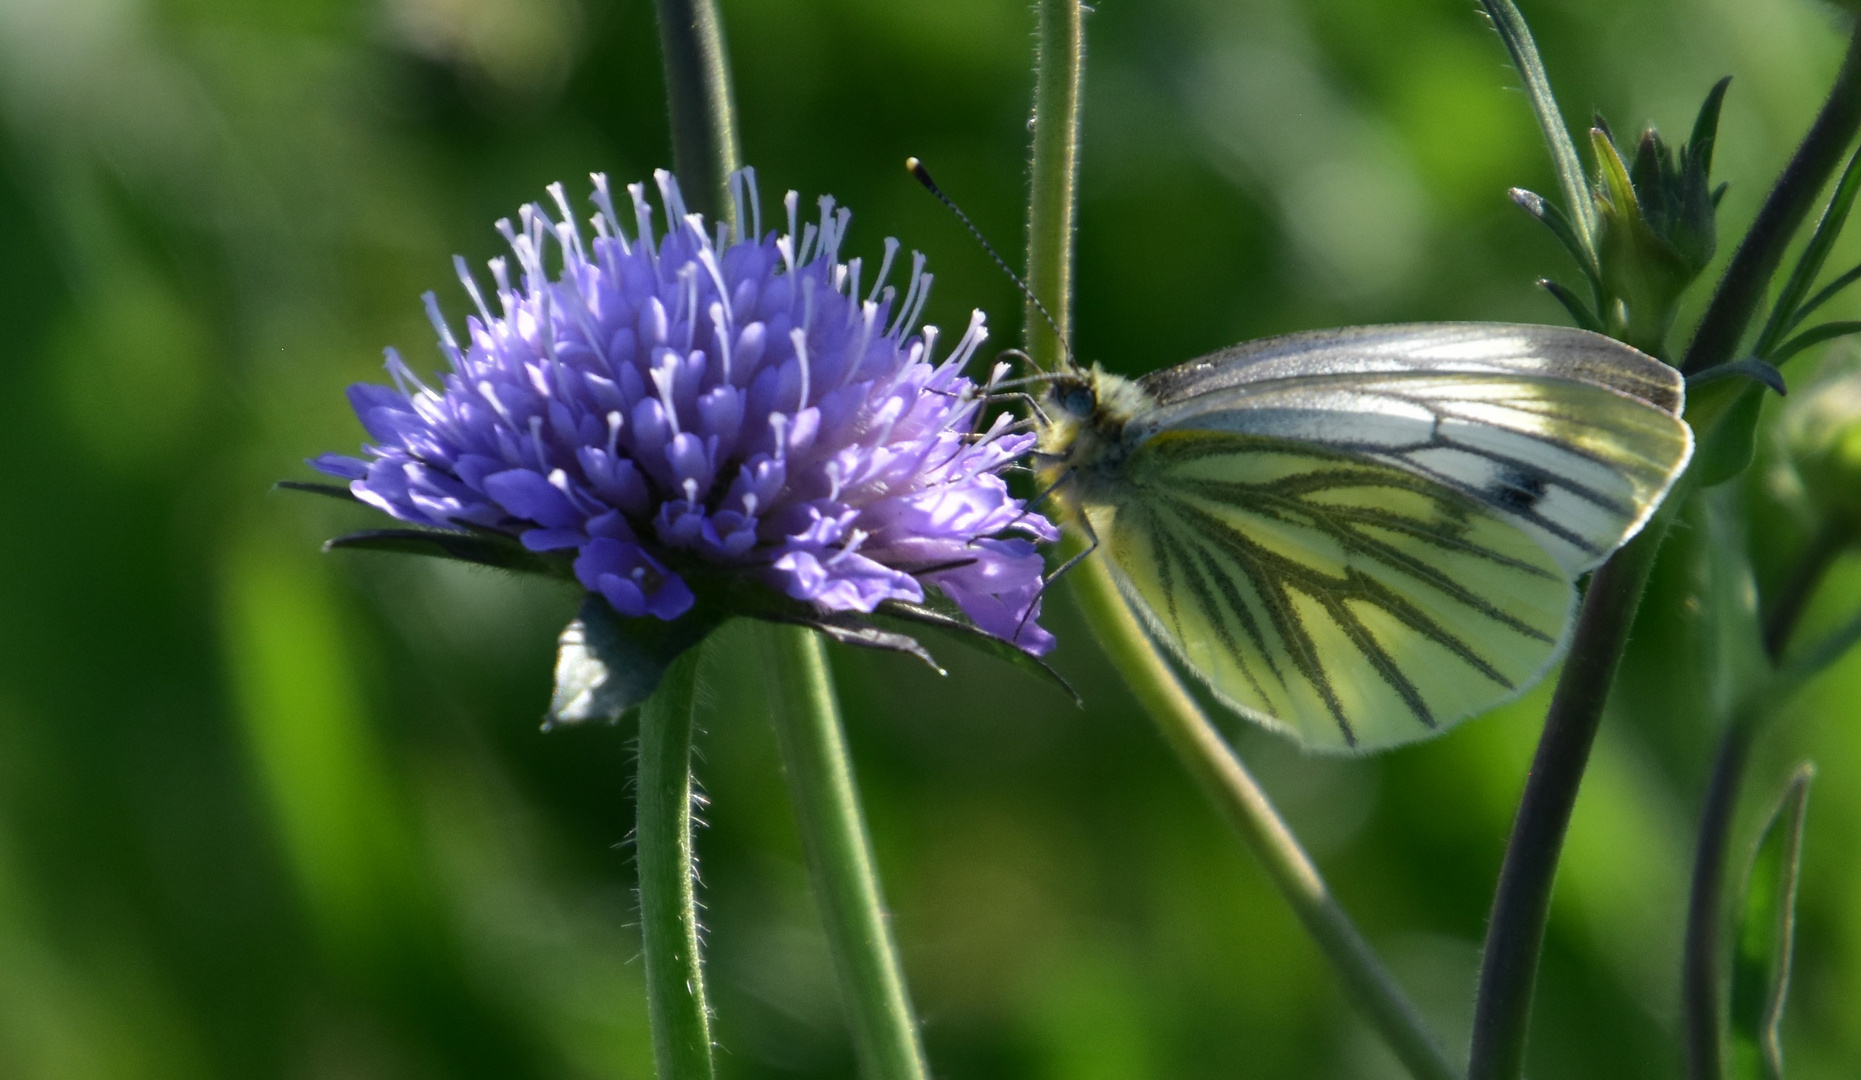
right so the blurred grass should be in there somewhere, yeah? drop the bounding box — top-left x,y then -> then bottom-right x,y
0,0 -> 1859,1076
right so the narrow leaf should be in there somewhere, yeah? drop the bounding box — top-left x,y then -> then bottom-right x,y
1512,188 -> 1598,278
1689,76 -> 1733,176
1685,360 -> 1784,488
1771,320 -> 1861,365
1538,277 -> 1605,332
546,594 -> 719,727
1729,764 -> 1814,1080
1479,0 -> 1596,266
325,528 -> 566,577
1758,143 -> 1861,358
1786,260 -> 1861,332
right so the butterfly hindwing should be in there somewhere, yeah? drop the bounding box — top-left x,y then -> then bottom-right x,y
1088,431 -> 1576,751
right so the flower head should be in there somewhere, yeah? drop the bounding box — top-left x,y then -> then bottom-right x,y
314,170 -> 1057,653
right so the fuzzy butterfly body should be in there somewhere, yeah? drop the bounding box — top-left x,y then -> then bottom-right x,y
1041,323 -> 1693,752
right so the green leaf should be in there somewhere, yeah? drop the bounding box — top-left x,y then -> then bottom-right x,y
1785,261 -> 1861,332
1729,764 -> 1814,1080
546,595 -> 721,727
324,528 -> 570,578
1688,76 -> 1732,178
1686,360 -> 1787,487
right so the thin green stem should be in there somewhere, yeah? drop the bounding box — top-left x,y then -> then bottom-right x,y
1468,493 -> 1683,1080
760,624 -> 929,1080
1479,0 -> 1597,274
1026,6 -> 1454,1076
653,0 -> 742,223
1065,543 -> 1462,1080
1025,0 -> 1084,369
637,648 -> 715,1080
1681,27 -> 1861,376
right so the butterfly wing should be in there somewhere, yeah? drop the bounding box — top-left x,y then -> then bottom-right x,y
1130,323 -> 1692,575
1085,323 -> 1691,751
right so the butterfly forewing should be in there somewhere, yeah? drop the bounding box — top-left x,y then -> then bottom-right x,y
1092,431 -> 1575,750
1129,325 -> 1693,576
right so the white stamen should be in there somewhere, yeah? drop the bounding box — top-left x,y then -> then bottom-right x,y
790,327 -> 812,409
744,167 -> 763,241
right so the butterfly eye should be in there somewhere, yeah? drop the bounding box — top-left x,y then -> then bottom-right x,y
1059,383 -> 1095,418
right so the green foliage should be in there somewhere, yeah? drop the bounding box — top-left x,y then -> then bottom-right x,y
1730,766 -> 1814,1080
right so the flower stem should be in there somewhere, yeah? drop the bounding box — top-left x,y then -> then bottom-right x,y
1467,493 -> 1680,1080
1064,544 -> 1462,1080
1681,27 -> 1861,377
1024,0 -> 1084,370
636,647 -> 715,1080
652,0 -> 742,223
1682,526 -> 1846,1080
759,624 -> 930,1080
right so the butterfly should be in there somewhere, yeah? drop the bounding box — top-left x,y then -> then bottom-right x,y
1035,322 -> 1693,752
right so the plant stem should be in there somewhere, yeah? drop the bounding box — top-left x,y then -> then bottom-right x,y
1468,493 -> 1683,1080
1025,6 -> 1454,1076
653,0 -> 742,223
760,624 -> 930,1080
1681,27 -> 1861,376
1064,545 -> 1462,1080
1478,0 -> 1597,272
1024,0 -> 1084,370
636,648 -> 715,1080
1683,526 -> 1846,1080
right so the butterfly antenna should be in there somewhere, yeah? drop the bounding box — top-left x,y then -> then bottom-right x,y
907,157 -> 1075,372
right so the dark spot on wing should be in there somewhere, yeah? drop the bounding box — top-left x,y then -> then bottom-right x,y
1490,467 -> 1548,513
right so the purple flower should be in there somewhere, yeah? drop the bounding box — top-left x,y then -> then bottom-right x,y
314,169 -> 1057,653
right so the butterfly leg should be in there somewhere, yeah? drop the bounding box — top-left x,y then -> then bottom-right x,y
1006,471 -> 1099,645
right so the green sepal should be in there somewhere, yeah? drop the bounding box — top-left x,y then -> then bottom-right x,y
1729,764 -> 1814,1080
1592,129 -> 1698,356
324,527 -> 572,579
275,479 -> 363,503
1686,360 -> 1787,487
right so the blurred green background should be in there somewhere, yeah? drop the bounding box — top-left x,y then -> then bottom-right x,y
1,0 -> 1859,1076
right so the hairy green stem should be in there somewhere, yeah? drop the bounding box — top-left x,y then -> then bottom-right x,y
637,649 -> 715,1080
1469,494 -> 1682,1080
1681,27 -> 1861,376
1683,526 -> 1846,1080
1024,0 -> 1084,369
653,0 -> 742,223
760,625 -> 930,1080
1478,0 -> 1597,271
1065,545 -> 1462,1080
1026,5 -> 1454,1075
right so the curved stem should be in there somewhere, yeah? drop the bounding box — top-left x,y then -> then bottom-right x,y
1468,495 -> 1682,1080
760,625 -> 930,1080
637,648 -> 715,1080
1681,27 -> 1861,376
1065,545 -> 1462,1080
1683,526 -> 1845,1080
653,0 -> 742,223
1025,6 -> 1453,1076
